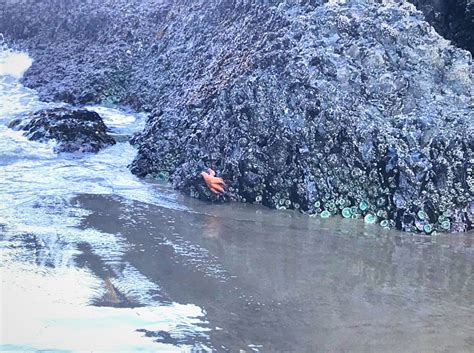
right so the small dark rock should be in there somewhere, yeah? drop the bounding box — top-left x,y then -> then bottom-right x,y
9,107 -> 116,153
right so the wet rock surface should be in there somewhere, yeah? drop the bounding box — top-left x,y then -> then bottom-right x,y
1,0 -> 473,233
8,107 -> 116,153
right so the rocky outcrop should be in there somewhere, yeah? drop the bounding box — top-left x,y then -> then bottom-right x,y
1,0 -> 472,233
9,107 -> 116,153
0,0 -> 172,107
129,1 -> 474,234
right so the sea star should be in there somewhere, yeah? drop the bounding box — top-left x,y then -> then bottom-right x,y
201,168 -> 225,195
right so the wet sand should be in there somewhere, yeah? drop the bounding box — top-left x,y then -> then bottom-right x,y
75,192 -> 474,352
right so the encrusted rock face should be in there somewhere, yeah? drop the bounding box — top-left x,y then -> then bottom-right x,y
130,1 -> 474,234
408,0 -> 474,55
8,107 -> 116,153
1,0 -> 473,233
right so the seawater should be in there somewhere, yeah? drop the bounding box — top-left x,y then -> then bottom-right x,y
0,47 -> 212,352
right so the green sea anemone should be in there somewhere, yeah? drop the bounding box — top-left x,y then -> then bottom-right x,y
342,207 -> 352,218
320,210 -> 331,218
364,214 -> 376,224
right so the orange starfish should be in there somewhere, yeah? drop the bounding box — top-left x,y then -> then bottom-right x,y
201,168 -> 225,195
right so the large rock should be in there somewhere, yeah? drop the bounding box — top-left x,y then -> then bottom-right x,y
8,107 -> 116,153
130,1 -> 473,234
1,0 -> 473,233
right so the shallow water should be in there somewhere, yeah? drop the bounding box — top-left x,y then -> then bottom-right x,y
0,48 -> 473,352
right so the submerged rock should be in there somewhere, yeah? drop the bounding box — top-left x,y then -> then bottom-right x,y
8,107 -> 116,153
1,0 -> 473,233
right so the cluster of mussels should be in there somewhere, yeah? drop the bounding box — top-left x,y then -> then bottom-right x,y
131,1 -> 473,234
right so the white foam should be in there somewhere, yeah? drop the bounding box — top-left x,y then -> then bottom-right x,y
1,262 -> 209,352
0,50 -> 33,79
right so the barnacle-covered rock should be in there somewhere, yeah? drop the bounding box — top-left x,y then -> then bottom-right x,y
8,107 -> 116,153
131,1 -> 473,234
2,0 -> 472,233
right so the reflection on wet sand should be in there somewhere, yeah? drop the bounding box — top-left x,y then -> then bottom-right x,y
77,193 -> 474,352
0,194 -> 212,351
1,258 -> 210,352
